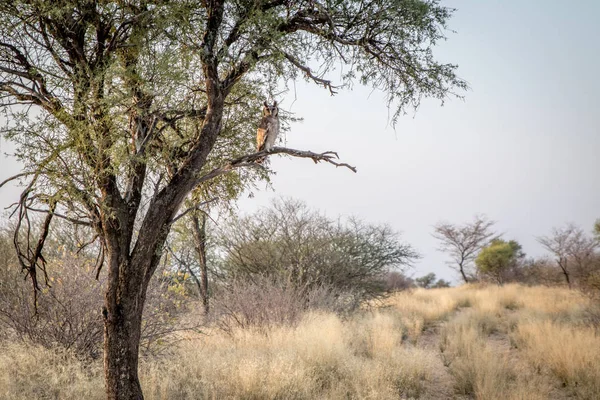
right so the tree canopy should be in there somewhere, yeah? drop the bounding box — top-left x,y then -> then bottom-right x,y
433,215 -> 497,283
475,239 -> 524,285
216,198 -> 419,301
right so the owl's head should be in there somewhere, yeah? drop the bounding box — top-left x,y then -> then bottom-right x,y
263,101 -> 279,117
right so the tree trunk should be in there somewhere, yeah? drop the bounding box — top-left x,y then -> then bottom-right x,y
192,213 -> 209,314
557,258 -> 571,289
103,297 -> 144,400
102,249 -> 147,400
458,264 -> 469,283
560,266 -> 571,289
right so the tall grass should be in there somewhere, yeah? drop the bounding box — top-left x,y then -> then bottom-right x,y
142,312 -> 437,399
0,284 -> 595,399
512,320 -> 600,398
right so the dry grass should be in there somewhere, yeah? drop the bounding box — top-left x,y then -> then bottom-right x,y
142,312 -> 437,399
439,309 -> 551,400
512,320 -> 600,398
0,342 -> 104,400
0,284 -> 596,399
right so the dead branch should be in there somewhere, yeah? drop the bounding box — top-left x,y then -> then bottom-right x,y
194,146 -> 356,187
170,197 -> 219,224
26,206 -> 93,226
0,172 -> 32,188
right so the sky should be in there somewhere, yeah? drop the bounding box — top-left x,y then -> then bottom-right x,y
1,0 -> 599,283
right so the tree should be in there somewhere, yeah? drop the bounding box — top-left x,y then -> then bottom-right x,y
537,224 -> 599,289
217,198 -> 420,301
0,1 -> 465,398
384,271 -> 415,292
594,219 -> 600,241
433,216 -> 497,283
416,272 -> 436,288
415,272 -> 450,288
475,239 -> 524,285
432,278 -> 451,288
166,211 -> 213,313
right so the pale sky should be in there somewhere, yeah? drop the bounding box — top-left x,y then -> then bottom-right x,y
1,0 -> 599,283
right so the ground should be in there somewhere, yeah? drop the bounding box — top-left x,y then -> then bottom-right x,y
1,284 -> 598,399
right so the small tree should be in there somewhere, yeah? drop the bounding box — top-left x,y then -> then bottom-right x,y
538,224 -> 599,289
433,278 -> 451,288
416,272 -> 437,288
384,271 -> 415,292
217,198 -> 420,301
475,239 -> 523,285
433,216 -> 497,283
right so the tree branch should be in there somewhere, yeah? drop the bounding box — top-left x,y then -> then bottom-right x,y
194,146 -> 356,187
280,50 -> 338,95
0,172 -> 33,188
170,197 -> 219,224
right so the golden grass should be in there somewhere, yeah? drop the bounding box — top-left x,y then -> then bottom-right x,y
382,286 -> 474,342
0,283 -> 596,399
512,320 -> 600,398
142,312 -> 437,399
0,342 -> 104,400
439,309 -> 551,400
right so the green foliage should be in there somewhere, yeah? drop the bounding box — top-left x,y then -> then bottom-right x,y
476,239 -> 524,284
415,272 -> 451,288
433,278 -> 451,288
416,273 -> 436,288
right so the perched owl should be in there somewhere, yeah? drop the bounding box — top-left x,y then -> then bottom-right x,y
256,101 -> 280,155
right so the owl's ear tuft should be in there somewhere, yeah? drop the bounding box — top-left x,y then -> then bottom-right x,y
273,101 -> 278,107
263,101 -> 269,108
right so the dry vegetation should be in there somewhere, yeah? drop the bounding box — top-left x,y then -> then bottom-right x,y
1,284 -> 599,399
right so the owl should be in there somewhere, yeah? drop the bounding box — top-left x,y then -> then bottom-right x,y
256,101 -> 280,154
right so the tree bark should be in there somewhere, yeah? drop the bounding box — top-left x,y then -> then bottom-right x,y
102,214 -> 171,400
192,213 -> 209,314
458,263 -> 469,283
103,295 -> 144,400
558,258 -> 571,289
102,258 -> 145,400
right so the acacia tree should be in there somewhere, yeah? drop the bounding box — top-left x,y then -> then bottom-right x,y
538,224 -> 599,289
0,1 -> 466,399
475,239 -> 524,285
433,215 -> 497,283
415,272 -> 436,288
216,198 -> 420,299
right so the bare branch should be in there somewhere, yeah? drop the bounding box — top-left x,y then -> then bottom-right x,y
194,146 -> 356,188
0,172 -> 32,188
26,206 -> 93,227
170,197 -> 219,224
281,50 -> 338,95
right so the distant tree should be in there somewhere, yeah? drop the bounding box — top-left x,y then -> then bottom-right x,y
594,219 -> 600,241
538,224 -> 599,289
416,273 -> 437,289
433,278 -> 451,288
217,198 -> 420,301
433,216 -> 497,283
165,212 -> 213,312
384,271 -> 415,292
475,239 -> 524,285
415,272 -> 450,288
